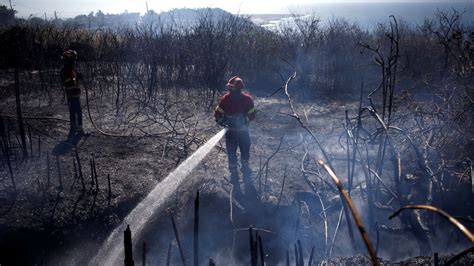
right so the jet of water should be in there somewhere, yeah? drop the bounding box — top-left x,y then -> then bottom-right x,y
92,128 -> 228,265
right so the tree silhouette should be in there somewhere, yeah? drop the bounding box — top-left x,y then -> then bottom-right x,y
0,5 -> 16,26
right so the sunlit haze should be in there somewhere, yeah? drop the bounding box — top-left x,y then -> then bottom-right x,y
3,0 -> 471,18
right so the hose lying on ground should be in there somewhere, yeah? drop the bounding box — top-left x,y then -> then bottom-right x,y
82,79 -> 129,138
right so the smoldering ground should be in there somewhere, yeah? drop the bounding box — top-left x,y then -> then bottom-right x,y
1,91 -> 473,265
57,97 -> 470,265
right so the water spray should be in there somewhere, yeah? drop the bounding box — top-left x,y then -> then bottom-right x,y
92,128 -> 228,265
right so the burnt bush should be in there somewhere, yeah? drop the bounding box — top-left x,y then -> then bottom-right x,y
0,9 -> 472,103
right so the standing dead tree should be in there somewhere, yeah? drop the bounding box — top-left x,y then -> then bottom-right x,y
353,16 -> 439,254
281,71 -> 359,257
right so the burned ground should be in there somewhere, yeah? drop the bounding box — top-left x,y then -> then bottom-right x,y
0,80 -> 473,265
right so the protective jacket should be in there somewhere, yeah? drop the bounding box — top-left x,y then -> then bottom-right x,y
60,66 -> 81,98
214,91 -> 256,129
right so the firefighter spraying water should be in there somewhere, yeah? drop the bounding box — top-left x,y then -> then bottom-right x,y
93,77 -> 258,264
93,128 -> 228,265
215,76 -> 257,199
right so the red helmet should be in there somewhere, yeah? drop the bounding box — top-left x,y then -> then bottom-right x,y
226,76 -> 245,91
62,49 -> 77,63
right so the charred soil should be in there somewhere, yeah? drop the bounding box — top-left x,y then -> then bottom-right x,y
0,79 -> 473,265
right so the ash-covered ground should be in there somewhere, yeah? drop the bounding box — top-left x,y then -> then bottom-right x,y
0,81 -> 473,266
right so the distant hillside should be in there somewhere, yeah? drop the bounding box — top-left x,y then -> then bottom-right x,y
144,7 -> 251,28
8,7 -> 253,30
158,8 -> 229,23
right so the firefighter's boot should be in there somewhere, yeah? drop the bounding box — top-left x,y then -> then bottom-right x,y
241,160 -> 252,177
76,126 -> 87,136
67,128 -> 76,140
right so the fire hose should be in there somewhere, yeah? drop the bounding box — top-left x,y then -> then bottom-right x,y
82,78 -> 129,138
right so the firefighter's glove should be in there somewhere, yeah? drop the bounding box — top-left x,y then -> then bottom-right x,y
217,118 -> 228,127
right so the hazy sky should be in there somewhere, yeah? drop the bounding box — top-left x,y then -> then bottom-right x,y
2,0 -> 471,18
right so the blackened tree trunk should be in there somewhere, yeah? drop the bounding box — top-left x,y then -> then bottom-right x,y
14,64 -> 28,158
193,190 -> 200,266
124,225 -> 134,266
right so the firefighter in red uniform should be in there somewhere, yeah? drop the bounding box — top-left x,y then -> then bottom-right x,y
60,49 -> 85,138
215,76 -> 256,195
